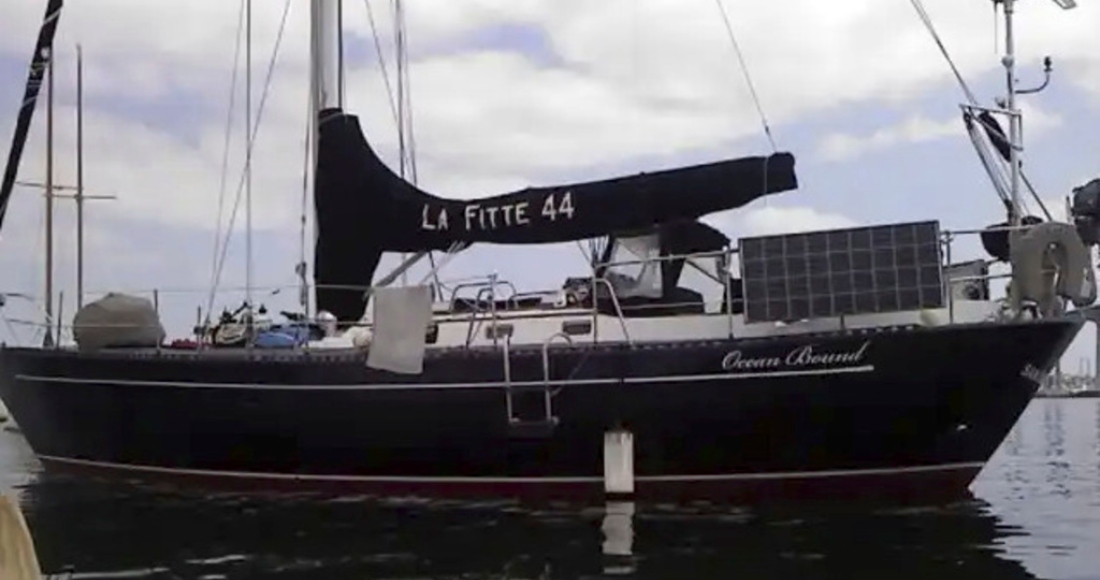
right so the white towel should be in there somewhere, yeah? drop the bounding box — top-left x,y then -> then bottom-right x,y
366,285 -> 433,375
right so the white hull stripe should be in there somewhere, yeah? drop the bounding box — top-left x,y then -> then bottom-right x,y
14,365 -> 875,391
37,455 -> 984,483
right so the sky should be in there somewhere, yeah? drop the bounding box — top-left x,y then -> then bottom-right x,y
0,0 -> 1099,371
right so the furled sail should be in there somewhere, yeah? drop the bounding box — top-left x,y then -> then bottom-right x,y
313,108 -> 799,323
317,110 -> 796,250
0,0 -> 64,234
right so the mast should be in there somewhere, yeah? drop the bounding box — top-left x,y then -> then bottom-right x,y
43,45 -> 55,348
300,1 -> 318,319
11,43 -> 114,318
309,0 -> 344,318
998,0 -> 1076,227
312,0 -> 344,113
1002,0 -> 1021,229
245,0 -> 253,341
76,43 -> 84,309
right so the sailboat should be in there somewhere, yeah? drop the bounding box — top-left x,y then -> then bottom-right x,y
0,0 -> 1097,502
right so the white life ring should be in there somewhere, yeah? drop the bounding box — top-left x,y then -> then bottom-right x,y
1009,221 -> 1097,316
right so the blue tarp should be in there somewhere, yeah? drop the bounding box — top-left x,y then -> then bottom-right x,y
254,324 -> 315,348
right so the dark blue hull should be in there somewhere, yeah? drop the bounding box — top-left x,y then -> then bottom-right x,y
0,318 -> 1081,502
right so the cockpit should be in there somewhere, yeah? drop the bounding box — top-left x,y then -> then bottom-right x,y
565,221 -> 739,318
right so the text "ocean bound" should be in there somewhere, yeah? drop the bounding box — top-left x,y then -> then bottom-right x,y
721,341 -> 872,372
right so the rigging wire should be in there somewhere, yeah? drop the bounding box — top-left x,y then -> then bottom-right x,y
394,0 -> 408,181
392,0 -> 434,290
363,0 -> 402,137
712,0 -> 776,151
394,0 -> 419,183
298,80 -> 313,316
908,0 -> 1051,221
359,0 -> 418,293
208,0 -> 294,311
366,0 -> 438,291
393,0 -> 422,288
205,0 -> 247,325
909,0 -> 979,106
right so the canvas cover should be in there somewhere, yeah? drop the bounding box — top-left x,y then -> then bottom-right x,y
312,108 -> 799,324
72,292 -> 166,351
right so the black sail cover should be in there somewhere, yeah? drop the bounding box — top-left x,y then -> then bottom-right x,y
313,108 -> 799,323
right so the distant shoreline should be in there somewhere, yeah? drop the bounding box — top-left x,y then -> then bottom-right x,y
1035,390 -> 1100,399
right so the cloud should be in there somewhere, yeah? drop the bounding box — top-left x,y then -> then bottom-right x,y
1070,61 -> 1100,105
703,204 -> 860,240
1035,196 -> 1070,223
816,115 -> 960,162
815,103 -> 1064,162
738,205 -> 861,237
2,0 -> 1097,233
5,104 -> 308,233
1,0 -> 1099,341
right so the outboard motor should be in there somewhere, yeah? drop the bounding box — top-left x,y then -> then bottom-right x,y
1070,177 -> 1100,247
315,310 -> 338,337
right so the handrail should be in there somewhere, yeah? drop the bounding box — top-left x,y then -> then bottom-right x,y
13,221 -> 1044,305
598,248 -> 734,270
6,221 -> 1082,353
449,278 -> 517,309
541,331 -> 574,387
941,223 -> 1037,237
589,277 -> 632,346
939,223 -> 1083,322
509,290 -> 557,309
502,331 -> 512,386
487,274 -> 499,347
458,275 -> 515,347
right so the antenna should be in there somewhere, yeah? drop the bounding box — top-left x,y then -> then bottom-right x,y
996,0 -> 1076,230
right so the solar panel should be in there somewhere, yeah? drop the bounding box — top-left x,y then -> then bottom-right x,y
738,220 -> 945,323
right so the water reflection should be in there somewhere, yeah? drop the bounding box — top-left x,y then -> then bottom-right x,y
5,399 -> 1100,579
13,475 -> 1039,580
971,399 -> 1100,579
1043,400 -> 1072,498
601,500 -> 635,575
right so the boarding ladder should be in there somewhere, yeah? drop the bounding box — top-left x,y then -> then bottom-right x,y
505,332 -> 573,438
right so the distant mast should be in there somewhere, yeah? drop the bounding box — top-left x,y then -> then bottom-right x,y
0,0 -> 64,234
76,44 -> 84,309
245,0 -> 253,343
43,41 -> 55,348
